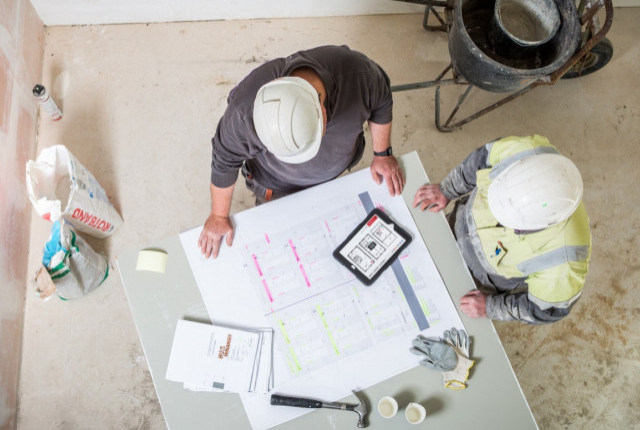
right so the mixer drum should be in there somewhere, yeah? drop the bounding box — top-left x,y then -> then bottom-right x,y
448,0 -> 581,92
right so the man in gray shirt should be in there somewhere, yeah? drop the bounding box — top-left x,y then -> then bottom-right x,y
199,45 -> 405,259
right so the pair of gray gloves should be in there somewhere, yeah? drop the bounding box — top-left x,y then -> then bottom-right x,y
409,328 -> 475,389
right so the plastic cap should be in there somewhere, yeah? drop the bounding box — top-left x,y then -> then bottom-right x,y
488,153 -> 583,229
253,77 -> 323,164
33,84 -> 46,97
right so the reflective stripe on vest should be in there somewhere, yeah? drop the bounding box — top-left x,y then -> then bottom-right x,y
516,245 -> 590,275
467,136 -> 591,304
529,290 -> 582,310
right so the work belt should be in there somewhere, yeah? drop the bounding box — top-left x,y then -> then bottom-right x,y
240,131 -> 366,205
241,163 -> 289,205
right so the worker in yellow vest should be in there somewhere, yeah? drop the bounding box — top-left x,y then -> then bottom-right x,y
413,135 -> 591,324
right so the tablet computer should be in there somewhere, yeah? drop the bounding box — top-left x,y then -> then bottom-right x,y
332,208 -> 412,286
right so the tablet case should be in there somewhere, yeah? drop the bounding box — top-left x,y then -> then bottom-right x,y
332,208 -> 412,286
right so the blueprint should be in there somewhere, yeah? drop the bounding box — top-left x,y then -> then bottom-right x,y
179,165 -> 464,430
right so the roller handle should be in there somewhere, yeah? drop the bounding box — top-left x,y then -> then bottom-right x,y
270,394 -> 323,409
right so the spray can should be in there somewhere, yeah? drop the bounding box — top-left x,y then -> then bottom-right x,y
32,84 -> 62,121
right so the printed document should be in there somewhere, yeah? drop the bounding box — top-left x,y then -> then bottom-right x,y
166,320 -> 274,394
179,162 -> 464,430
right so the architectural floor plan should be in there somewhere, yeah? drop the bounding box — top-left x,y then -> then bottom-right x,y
179,167 -> 464,430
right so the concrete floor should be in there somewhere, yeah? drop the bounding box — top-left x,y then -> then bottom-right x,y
20,10 -> 640,430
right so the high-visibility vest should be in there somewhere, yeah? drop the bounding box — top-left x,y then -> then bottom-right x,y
466,135 -> 591,309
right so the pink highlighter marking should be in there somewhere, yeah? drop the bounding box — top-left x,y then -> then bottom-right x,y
252,254 -> 263,276
299,265 -> 311,287
265,233 -> 270,244
325,221 -> 331,233
262,280 -> 274,302
289,239 -> 300,262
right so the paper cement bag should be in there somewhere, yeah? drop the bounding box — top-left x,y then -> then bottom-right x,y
37,221 -> 109,300
26,145 -> 123,238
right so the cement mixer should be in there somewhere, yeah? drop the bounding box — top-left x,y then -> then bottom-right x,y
391,0 -> 614,131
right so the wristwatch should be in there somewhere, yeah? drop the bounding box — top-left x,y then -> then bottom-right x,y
374,147 -> 393,157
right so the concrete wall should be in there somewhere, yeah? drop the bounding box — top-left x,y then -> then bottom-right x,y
0,0 -> 44,429
27,0 -> 638,26
29,0 -> 424,26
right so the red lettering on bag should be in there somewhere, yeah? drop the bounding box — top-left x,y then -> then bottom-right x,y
71,208 -> 111,231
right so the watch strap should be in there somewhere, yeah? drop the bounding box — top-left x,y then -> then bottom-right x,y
374,147 -> 393,157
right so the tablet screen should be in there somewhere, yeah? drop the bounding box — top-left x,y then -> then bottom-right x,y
333,208 -> 412,285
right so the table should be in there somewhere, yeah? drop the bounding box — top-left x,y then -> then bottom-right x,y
117,152 -> 538,430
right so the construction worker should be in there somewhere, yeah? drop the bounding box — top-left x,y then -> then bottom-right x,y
199,45 -> 404,259
413,135 -> 591,324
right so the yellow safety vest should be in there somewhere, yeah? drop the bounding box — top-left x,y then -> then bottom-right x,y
469,136 -> 591,308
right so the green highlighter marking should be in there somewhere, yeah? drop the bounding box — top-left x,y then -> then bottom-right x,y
419,297 -> 431,316
317,305 -> 339,355
327,331 -> 340,356
406,267 -> 416,284
277,319 -> 290,343
316,305 -> 328,328
287,347 -> 302,373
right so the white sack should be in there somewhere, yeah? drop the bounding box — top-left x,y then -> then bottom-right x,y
26,145 -> 123,238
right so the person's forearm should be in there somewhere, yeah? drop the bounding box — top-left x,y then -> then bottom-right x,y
368,121 -> 392,153
210,182 -> 235,217
440,144 -> 491,200
485,292 -> 567,325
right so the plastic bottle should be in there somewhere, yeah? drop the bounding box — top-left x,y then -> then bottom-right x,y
32,84 -> 62,121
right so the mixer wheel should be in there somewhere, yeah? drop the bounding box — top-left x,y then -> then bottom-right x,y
561,36 -> 613,79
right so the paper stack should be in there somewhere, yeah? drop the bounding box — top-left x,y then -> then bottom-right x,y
166,319 -> 274,393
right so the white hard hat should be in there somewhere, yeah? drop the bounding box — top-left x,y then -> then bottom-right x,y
488,153 -> 583,230
253,77 -> 323,164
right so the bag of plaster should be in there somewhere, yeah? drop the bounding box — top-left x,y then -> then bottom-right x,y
35,221 -> 109,300
26,144 -> 123,238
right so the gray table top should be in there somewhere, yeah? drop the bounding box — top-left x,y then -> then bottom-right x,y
117,151 -> 537,430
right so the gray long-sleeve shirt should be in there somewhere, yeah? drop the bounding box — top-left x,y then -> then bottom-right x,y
440,143 -> 583,324
210,45 -> 393,193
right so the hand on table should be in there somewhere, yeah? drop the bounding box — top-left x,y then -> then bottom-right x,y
370,156 -> 405,196
198,214 -> 234,259
460,290 -> 488,318
413,184 -> 450,212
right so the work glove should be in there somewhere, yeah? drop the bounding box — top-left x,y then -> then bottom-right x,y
441,328 -> 475,390
409,334 -> 458,372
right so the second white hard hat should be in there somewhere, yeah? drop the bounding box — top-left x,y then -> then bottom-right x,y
488,153 -> 583,230
253,77 -> 323,164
